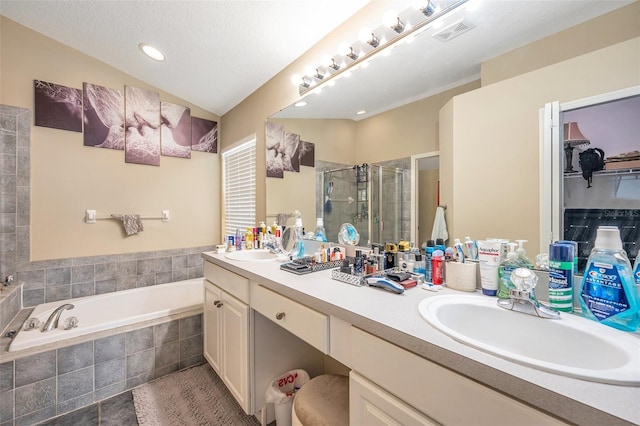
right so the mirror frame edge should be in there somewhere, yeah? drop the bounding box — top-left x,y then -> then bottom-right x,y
411,151 -> 440,245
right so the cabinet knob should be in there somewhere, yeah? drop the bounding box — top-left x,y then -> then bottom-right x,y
216,302 -> 224,308
275,312 -> 285,320
213,299 -> 221,306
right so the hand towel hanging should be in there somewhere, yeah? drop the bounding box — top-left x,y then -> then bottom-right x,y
112,214 -> 144,236
430,206 -> 448,243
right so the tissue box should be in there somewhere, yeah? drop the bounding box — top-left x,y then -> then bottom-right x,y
445,262 -> 477,292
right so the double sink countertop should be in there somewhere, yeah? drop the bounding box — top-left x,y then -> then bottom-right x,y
202,251 -> 640,426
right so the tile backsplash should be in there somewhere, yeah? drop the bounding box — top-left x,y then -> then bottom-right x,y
16,245 -> 213,307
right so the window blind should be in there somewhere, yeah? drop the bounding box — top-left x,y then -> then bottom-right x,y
223,139 -> 256,237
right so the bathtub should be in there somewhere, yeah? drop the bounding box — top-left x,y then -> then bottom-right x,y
9,278 -> 203,352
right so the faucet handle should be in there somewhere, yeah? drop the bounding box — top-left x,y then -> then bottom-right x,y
510,268 -> 537,292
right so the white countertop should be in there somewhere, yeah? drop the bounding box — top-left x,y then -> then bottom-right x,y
202,251 -> 640,425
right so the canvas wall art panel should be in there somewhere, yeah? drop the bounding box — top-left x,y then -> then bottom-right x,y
83,82 -> 125,150
283,132 -> 300,172
266,121 -> 284,178
300,141 -> 315,167
125,85 -> 161,166
34,80 -> 82,132
161,102 -> 191,158
191,117 -> 217,153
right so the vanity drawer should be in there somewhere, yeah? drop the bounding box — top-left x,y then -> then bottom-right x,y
204,261 -> 250,304
351,327 -> 566,426
251,285 -> 328,353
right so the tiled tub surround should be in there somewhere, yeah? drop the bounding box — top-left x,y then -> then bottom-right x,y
0,313 -> 204,426
0,284 -> 21,337
16,245 -> 213,308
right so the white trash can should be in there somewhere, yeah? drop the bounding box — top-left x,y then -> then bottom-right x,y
265,369 -> 310,426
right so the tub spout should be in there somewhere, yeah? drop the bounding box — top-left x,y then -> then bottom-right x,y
42,304 -> 74,332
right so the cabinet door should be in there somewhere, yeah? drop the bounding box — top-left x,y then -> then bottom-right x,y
350,372 -> 439,426
203,282 -> 222,374
221,291 -> 250,414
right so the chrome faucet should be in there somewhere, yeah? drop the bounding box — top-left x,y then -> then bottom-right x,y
497,268 -> 560,319
42,304 -> 74,332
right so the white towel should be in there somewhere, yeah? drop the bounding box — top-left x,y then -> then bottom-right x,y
113,214 -> 144,236
431,206 -> 448,243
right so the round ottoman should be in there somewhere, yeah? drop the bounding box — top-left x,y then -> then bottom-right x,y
292,374 -> 349,426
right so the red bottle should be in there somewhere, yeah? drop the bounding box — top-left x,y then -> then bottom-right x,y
432,250 -> 444,285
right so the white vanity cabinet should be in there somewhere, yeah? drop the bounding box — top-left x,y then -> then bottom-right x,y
203,262 -> 251,414
350,327 -> 567,426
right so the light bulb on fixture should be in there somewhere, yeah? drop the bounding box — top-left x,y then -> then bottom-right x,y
421,1 -> 437,17
384,10 -> 405,34
329,58 -> 340,71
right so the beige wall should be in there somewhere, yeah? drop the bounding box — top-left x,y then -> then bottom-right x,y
481,1 -> 640,85
0,17 -> 220,260
354,80 -> 480,164
441,37 -> 640,253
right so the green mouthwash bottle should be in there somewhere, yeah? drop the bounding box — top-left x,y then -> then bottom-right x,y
579,226 -> 639,332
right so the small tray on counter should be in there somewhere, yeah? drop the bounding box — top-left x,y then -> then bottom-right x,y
280,258 -> 342,275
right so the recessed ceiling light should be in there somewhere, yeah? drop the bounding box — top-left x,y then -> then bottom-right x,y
139,43 -> 165,61
356,110 -> 366,115
294,101 -> 308,107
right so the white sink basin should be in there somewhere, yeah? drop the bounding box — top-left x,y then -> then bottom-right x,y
418,294 -> 640,385
225,250 -> 279,261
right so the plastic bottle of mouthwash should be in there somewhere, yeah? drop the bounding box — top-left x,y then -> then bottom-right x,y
579,226 -> 639,332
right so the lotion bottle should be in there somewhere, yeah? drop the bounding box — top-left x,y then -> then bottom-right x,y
579,226 -> 639,332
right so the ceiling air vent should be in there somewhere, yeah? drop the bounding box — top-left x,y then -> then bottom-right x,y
433,19 -> 475,42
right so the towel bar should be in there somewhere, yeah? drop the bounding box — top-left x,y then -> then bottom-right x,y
85,210 -> 170,223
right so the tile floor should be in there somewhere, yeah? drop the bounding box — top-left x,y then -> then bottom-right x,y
36,391 -> 137,426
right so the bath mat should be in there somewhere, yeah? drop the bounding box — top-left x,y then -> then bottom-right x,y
132,364 -> 260,426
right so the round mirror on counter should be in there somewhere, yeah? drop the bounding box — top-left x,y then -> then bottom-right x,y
338,223 -> 360,245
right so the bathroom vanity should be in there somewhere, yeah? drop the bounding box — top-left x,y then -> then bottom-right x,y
201,251 -> 639,426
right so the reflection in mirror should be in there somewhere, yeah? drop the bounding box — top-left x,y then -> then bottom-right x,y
316,159 -> 410,245
544,87 -> 640,275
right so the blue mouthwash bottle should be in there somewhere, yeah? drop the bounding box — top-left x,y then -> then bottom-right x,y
579,226 -> 639,332
633,254 -> 640,286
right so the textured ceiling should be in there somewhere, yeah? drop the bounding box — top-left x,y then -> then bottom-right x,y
0,0 -> 634,119
0,0 -> 370,116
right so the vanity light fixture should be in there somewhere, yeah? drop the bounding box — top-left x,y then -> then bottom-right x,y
139,43 -> 165,61
390,16 -> 406,33
421,1 -> 437,17
346,47 -> 359,61
293,0 -> 468,96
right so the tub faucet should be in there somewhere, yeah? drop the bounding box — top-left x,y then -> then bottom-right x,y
42,304 -> 75,332
497,268 -> 560,319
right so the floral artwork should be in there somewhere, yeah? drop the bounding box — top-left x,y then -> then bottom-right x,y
124,85 -> 161,166
34,80 -> 82,132
161,102 -> 191,158
266,121 -> 284,178
83,82 -> 125,150
191,117 -> 217,153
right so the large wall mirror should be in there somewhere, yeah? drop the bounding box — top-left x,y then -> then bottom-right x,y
543,86 -> 640,275
263,1 -> 631,247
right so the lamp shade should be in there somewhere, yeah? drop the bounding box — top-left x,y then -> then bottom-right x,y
564,122 -> 590,144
